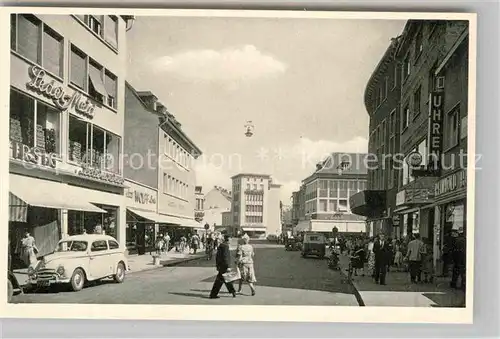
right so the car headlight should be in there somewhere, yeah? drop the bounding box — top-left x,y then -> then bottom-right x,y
56,265 -> 65,276
27,266 -> 35,276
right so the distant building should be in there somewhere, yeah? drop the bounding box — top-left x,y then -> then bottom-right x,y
294,153 -> 368,236
201,186 -> 232,231
194,186 -> 204,222
230,173 -> 282,238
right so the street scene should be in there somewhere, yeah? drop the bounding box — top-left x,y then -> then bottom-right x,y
6,11 -> 469,308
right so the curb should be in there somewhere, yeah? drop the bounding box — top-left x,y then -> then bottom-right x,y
337,255 -> 365,307
127,254 -> 206,275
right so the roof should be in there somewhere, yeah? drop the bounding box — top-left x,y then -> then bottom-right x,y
231,173 -> 272,179
60,234 -> 118,242
303,152 -> 369,183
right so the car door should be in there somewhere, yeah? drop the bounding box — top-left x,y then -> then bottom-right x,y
89,240 -> 109,279
107,239 -> 121,274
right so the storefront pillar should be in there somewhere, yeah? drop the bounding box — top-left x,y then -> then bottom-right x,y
118,207 -> 126,249
61,209 -> 68,239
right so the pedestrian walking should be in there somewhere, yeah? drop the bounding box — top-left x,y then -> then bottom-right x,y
236,234 -> 257,295
393,239 -> 404,272
351,238 -> 366,276
367,237 -> 376,277
206,234 -> 214,260
421,237 -> 434,283
209,235 -> 237,299
373,234 -> 391,285
163,233 -> 171,253
450,228 -> 466,289
21,232 -> 38,267
191,232 -> 200,254
405,233 -> 425,283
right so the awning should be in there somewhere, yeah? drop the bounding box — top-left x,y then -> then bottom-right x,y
177,218 -> 202,228
127,208 -> 181,225
9,174 -> 107,213
349,190 -> 386,217
242,227 -> 266,232
89,70 -> 108,97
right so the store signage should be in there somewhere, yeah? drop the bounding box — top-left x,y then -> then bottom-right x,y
406,151 -> 423,167
396,188 -> 434,206
26,66 -> 95,119
10,140 -> 58,169
392,215 -> 400,226
76,164 -> 124,185
434,170 -> 467,197
427,92 -> 444,171
125,187 -> 156,206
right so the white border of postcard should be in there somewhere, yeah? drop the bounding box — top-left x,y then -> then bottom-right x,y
0,7 -> 476,324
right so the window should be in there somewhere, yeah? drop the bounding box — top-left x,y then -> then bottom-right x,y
319,180 -> 328,197
11,14 -> 63,77
108,240 -> 119,249
70,44 -> 118,109
402,104 -> 410,130
392,63 -> 398,89
384,76 -> 388,100
403,53 -> 411,81
104,16 -> 118,48
338,181 -> 348,198
415,29 -> 423,58
91,240 -> 108,252
390,110 -> 396,136
10,89 -> 61,155
319,199 -> 328,212
338,200 -> 348,212
413,85 -> 422,119
446,106 -> 460,149
328,200 -> 337,212
67,114 -> 122,173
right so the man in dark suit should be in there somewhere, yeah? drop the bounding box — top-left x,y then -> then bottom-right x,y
373,233 -> 391,285
210,235 -> 236,299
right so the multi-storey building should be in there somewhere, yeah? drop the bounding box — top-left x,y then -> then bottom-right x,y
123,83 -> 202,254
201,186 -> 232,231
295,153 -> 368,236
393,20 -> 469,270
8,14 -> 135,266
349,35 -> 402,237
194,186 -> 204,222
230,173 -> 281,238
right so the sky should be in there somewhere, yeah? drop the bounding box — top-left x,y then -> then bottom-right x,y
126,15 -> 407,204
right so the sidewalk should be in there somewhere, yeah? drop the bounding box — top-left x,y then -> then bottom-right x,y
126,248 -> 207,274
338,254 -> 465,307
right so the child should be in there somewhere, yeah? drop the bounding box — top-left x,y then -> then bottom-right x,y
393,240 -> 404,272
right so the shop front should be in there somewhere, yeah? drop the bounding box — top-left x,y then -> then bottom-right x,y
430,169 -> 467,275
124,180 -> 182,255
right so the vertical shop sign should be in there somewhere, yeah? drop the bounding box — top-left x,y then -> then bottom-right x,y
427,91 -> 444,174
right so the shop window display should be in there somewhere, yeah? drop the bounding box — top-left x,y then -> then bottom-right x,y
10,89 -> 60,155
68,205 -> 117,239
67,114 -> 121,174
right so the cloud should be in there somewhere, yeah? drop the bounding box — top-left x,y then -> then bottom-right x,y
153,45 -> 287,82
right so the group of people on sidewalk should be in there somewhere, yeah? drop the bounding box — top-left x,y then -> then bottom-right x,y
209,233 -> 257,299
342,230 -> 466,289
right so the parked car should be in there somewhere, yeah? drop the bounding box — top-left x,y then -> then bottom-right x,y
7,271 -> 23,302
27,234 -> 128,292
267,234 -> 278,242
301,232 -> 327,258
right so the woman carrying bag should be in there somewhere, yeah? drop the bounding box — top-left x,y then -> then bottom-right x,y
235,234 -> 257,296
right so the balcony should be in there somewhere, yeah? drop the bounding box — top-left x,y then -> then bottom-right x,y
244,189 -> 264,195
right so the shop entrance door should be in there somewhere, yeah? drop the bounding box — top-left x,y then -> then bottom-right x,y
136,224 -> 146,255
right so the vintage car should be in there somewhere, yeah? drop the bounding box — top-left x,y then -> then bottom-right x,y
7,271 -> 23,302
28,234 -> 128,292
301,232 -> 327,258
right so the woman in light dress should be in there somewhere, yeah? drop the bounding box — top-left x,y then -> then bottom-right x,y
21,232 -> 38,267
393,239 -> 404,271
367,237 -> 376,277
236,234 -> 257,296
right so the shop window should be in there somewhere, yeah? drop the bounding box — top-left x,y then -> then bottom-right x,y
91,126 -> 105,168
446,106 -> 460,150
104,131 -> 121,174
11,14 -> 63,78
68,114 -> 88,163
91,240 -> 108,252
9,89 -> 61,155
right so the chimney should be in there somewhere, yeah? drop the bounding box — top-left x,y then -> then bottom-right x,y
316,162 -> 323,171
137,91 -> 158,111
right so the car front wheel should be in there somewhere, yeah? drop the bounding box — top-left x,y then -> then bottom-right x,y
70,268 -> 85,292
114,262 -> 125,283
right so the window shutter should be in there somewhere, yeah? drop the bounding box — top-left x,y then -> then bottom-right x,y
43,27 -> 62,76
89,62 -> 107,96
104,72 -> 117,99
104,16 -> 118,48
18,15 -> 40,63
70,47 -> 86,89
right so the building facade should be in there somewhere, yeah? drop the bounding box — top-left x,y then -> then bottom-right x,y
8,14 -> 135,267
123,83 -> 202,254
230,173 -> 281,238
349,35 -> 402,237
201,186 -> 232,231
194,186 -> 204,222
295,153 -> 368,236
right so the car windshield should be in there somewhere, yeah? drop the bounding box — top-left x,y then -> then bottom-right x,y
56,241 -> 88,252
